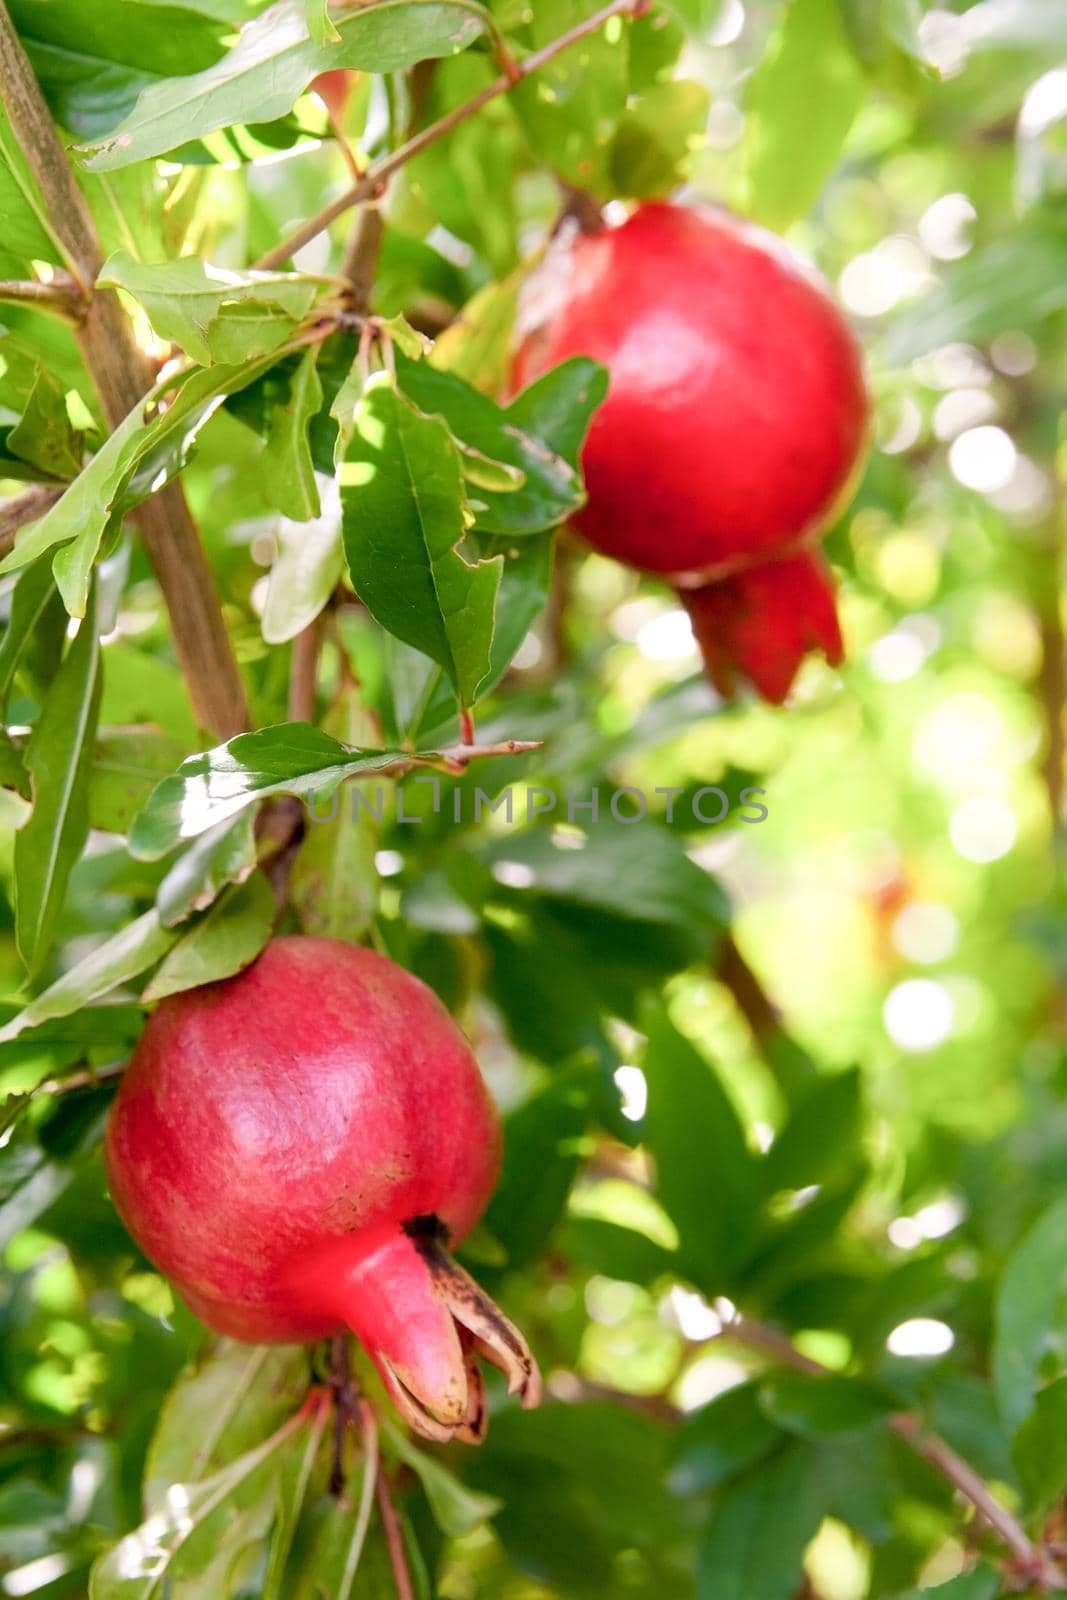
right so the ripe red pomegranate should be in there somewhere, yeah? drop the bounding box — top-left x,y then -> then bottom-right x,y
105,937 -> 539,1443
514,202 -> 869,702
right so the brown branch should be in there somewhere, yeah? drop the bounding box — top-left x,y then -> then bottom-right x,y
0,3 -> 248,741
720,1314 -> 1067,1590
716,933 -> 781,1047
376,1465 -> 416,1600
288,613 -> 323,724
33,1059 -> 126,1099
0,483 -> 66,556
0,271 -> 85,321
328,1332 -> 359,1498
255,0 -> 650,271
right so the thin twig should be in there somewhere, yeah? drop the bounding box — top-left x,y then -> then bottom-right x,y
255,0 -> 650,271
0,272 -> 85,321
341,207 -> 385,309
376,1466 -> 416,1600
32,1059 -> 126,1100
339,1399 -> 379,1600
288,613 -> 323,724
0,484 -> 66,557
329,1332 -> 358,1498
716,934 -> 781,1047
720,1314 -> 1067,1590
0,1 -> 248,740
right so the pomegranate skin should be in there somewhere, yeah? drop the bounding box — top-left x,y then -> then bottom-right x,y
514,202 -> 868,578
106,937 -> 539,1442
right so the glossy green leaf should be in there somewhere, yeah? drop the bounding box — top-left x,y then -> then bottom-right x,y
14,591 -> 102,977
129,722 -> 411,858
7,366 -> 86,480
98,252 -> 322,366
0,554 -> 65,712
744,0 -> 865,230
398,355 -> 605,534
79,0 -> 488,170
141,871 -> 276,1001
0,909 -> 177,1042
157,811 -> 259,927
340,371 -> 501,707
641,1003 -> 761,1289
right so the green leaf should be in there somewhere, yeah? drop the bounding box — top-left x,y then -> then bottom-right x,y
993,1195 -> 1067,1432
890,1568 -> 1002,1600
141,871 -> 276,1001
508,0 -> 629,196
129,722 -> 411,858
0,111 -> 62,275
340,372 -> 501,708
484,1066 -> 594,1267
0,345 -> 310,612
561,1215 -> 678,1286
0,554 -> 66,712
743,0 -> 865,230
697,1443 -> 831,1600
398,355 -> 605,534
262,1398 -> 332,1600
483,819 -> 729,944
146,1342 -> 310,1492
88,726 -> 191,834
763,1069 -> 862,1193
672,1382 -> 783,1493
381,1420 -> 501,1537
79,0 -> 489,170
1012,1375 -> 1067,1517
610,80 -> 710,198
14,590 -> 102,977
98,252 -> 322,366
641,1002 -> 760,1289
0,908 -> 177,1042
7,366 -> 86,480
90,1403 -> 309,1599
260,344 -> 324,519
304,0 -> 339,45
7,0 -> 228,141
759,1372 -> 901,1438
429,269 -> 523,396
289,693 -> 380,941
157,812 -> 259,927
261,484 -> 344,644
